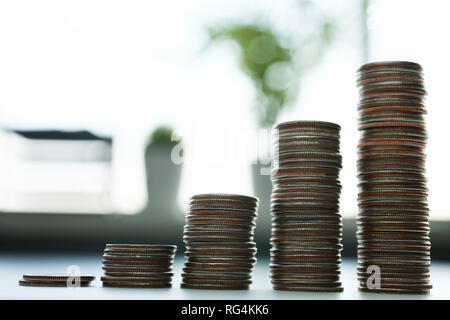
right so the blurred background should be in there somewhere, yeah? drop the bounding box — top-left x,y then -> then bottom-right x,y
0,0 -> 449,259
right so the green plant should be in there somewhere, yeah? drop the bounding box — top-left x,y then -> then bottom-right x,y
147,125 -> 181,147
209,25 -> 294,127
207,3 -> 335,128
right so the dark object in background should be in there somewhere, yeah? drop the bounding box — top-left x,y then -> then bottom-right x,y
1,128 -> 114,213
13,129 -> 112,142
144,125 -> 182,217
146,126 -> 180,147
10,129 -> 112,162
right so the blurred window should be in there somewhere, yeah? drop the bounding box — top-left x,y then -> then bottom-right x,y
0,130 -> 113,213
0,0 -> 447,220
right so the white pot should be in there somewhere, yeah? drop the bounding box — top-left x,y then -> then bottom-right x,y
144,144 -> 182,220
251,162 -> 273,252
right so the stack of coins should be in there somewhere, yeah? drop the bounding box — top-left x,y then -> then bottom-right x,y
19,275 -> 95,287
270,121 -> 343,292
356,61 -> 432,294
101,244 -> 176,288
181,193 -> 258,290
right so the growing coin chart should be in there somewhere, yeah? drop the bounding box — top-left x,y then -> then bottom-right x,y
18,61 -> 432,294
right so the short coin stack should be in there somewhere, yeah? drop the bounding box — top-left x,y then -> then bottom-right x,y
19,275 -> 95,287
101,244 -> 176,288
181,193 -> 258,290
270,121 -> 343,292
356,61 -> 432,294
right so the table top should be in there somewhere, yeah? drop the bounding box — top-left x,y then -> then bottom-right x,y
1,254 -> 449,300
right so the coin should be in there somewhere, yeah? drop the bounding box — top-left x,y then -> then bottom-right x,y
180,283 -> 249,290
102,266 -> 173,273
102,258 -> 174,266
103,250 -> 175,257
273,284 -> 343,292
101,243 -> 176,288
19,280 -> 93,287
22,274 -> 95,282
358,60 -> 422,70
186,257 -> 257,264
183,266 -> 252,274
19,274 -> 95,287
103,253 -> 174,260
181,193 -> 258,290
101,276 -> 171,283
181,273 -> 252,281
358,287 -> 430,295
270,264 -> 341,274
190,193 -> 258,203
106,244 -> 176,251
104,271 -> 174,278
357,272 -> 430,279
103,282 -> 171,288
182,278 -> 252,286
184,262 -> 254,270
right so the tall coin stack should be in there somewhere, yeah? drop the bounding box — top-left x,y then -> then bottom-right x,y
356,61 -> 432,294
181,194 -> 258,290
101,244 -> 176,288
270,121 -> 343,292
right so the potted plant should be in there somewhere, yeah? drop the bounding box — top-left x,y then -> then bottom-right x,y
207,5 -> 335,245
144,125 -> 183,221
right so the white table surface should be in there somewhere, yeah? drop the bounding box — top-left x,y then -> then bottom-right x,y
1,254 -> 449,300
